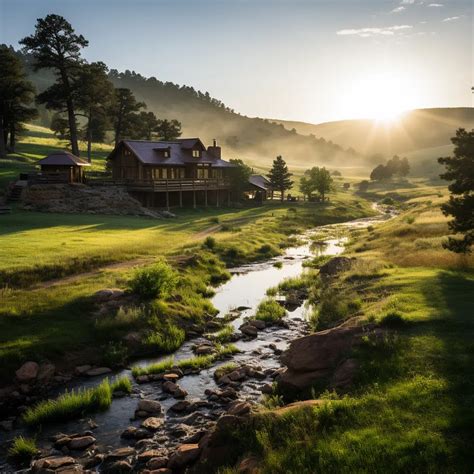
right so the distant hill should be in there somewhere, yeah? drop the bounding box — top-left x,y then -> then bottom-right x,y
10,47 -> 360,173
272,108 -> 474,174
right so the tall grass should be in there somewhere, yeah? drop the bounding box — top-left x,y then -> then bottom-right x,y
8,436 -> 38,461
255,298 -> 286,323
211,324 -> 235,343
110,376 -> 133,394
23,379 -> 113,426
144,323 -> 186,353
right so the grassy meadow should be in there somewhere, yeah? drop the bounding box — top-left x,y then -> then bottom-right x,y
211,181 -> 474,473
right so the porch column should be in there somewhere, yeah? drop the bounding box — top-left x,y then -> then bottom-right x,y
227,189 -> 231,206
216,190 -> 220,207
166,180 -> 170,210
179,184 -> 183,208
205,188 -> 208,207
193,190 -> 196,209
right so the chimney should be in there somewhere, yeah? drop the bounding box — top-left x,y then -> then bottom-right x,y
208,139 -> 221,159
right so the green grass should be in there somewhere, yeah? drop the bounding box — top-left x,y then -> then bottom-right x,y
210,324 -> 235,343
214,362 -> 238,380
7,436 -> 38,461
23,378 -> 113,426
110,376 -> 132,394
144,323 -> 186,353
132,358 -> 174,377
255,298 -> 286,323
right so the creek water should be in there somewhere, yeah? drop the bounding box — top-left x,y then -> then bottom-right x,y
1,210 -> 392,467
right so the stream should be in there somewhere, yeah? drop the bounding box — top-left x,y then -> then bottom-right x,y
1,209 -> 393,470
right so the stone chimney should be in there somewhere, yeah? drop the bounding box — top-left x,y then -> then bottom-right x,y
208,139 -> 221,159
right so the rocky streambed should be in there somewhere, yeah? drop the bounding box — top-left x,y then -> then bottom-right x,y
0,210 -> 393,473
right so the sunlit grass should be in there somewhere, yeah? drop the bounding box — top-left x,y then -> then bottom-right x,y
8,436 -> 38,461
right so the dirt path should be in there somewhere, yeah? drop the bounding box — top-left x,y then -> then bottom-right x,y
34,224 -> 223,290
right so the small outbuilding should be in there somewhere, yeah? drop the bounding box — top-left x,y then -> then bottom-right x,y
247,174 -> 273,202
37,151 -> 90,183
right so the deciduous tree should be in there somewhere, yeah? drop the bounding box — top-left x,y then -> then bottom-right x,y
229,158 -> 252,200
438,128 -> 474,253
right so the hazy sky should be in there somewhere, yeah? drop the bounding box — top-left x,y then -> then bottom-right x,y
1,0 -> 472,123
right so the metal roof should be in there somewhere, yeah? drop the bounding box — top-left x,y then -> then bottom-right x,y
37,151 -> 91,167
113,139 -> 235,168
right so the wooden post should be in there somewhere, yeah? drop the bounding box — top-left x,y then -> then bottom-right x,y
205,180 -> 208,207
193,190 -> 196,209
166,179 -> 169,210
216,189 -> 220,207
227,189 -> 231,206
179,182 -> 183,208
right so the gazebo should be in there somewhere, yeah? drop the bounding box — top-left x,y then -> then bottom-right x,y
37,151 -> 90,183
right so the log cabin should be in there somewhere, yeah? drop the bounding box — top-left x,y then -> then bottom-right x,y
107,138 -> 235,208
36,151 -> 90,183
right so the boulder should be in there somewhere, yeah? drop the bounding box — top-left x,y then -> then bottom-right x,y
146,457 -> 169,469
15,361 -> 39,382
85,367 -> 112,377
104,447 -> 136,462
170,400 -> 191,412
247,319 -> 266,330
167,444 -> 201,469
103,460 -> 133,473
240,325 -> 258,337
137,450 -> 166,463
227,401 -> 251,417
278,324 -> 366,392
32,456 -> 75,471
137,399 -> 162,415
194,344 -> 215,355
75,365 -> 92,375
68,435 -> 96,450
330,358 -> 359,389
163,381 -> 187,398
37,362 -> 56,382
142,417 -> 164,431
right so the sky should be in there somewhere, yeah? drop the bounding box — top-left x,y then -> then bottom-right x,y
0,0 -> 472,124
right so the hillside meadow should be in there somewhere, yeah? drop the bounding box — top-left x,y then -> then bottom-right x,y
209,181 -> 474,473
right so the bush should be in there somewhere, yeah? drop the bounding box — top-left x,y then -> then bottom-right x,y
8,436 -> 38,461
23,379 -> 113,426
203,236 -> 217,250
128,261 -> 178,299
312,289 -> 361,330
255,298 -> 286,323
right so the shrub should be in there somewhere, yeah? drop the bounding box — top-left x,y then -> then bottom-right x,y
380,311 -> 407,328
23,379 -> 113,426
8,436 -> 38,461
128,261 -> 178,299
381,196 -> 395,205
273,261 -> 283,269
110,376 -> 132,394
312,289 -> 361,330
203,236 -> 217,250
405,215 -> 416,224
255,298 -> 286,323
209,216 -> 220,224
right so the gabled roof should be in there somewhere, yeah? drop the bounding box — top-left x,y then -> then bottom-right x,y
110,139 -> 236,168
38,151 -> 91,167
249,174 -> 272,190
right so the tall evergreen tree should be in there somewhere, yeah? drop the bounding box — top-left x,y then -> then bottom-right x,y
267,155 -> 293,201
20,14 -> 88,156
109,88 -> 145,145
438,128 -> 474,253
0,45 -> 37,157
74,62 -> 114,162
156,119 -> 182,141
135,111 -> 159,140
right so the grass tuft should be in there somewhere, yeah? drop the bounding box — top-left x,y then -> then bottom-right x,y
255,298 -> 286,323
8,436 -> 38,461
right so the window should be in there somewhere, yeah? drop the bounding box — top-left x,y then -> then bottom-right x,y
192,150 -> 200,158
164,151 -> 170,158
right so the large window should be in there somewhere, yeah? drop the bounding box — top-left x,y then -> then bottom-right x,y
192,150 -> 200,158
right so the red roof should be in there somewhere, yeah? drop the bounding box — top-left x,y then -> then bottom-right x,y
38,151 -> 91,167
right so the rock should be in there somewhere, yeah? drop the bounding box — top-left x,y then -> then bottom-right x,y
216,414 -> 241,431
227,401 -> 251,417
162,381 -> 187,398
68,435 -> 95,450
237,456 -> 260,474
137,399 -> 162,415
146,457 -> 169,470
85,367 -> 112,377
94,288 -> 125,302
105,447 -> 136,461
278,323 -> 366,392
194,344 -> 215,355
75,365 -> 92,375
149,469 -> 172,474
137,450 -> 166,463
330,358 -> 359,389
104,460 -> 133,473
227,369 -> 246,382
170,400 -> 191,412
319,256 -> 353,277
15,361 -> 39,382
37,362 -> 56,382
163,373 -> 180,382
261,383 -> 273,394
56,465 -> 84,473
247,319 -> 266,330
167,444 -> 201,469
0,419 -> 13,431
240,325 -> 258,337
136,375 -> 150,384
32,456 -> 75,471
142,417 -> 164,430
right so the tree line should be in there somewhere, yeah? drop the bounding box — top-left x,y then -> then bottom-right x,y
0,14 -> 183,161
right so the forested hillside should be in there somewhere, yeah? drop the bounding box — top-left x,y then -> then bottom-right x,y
12,48 -> 360,171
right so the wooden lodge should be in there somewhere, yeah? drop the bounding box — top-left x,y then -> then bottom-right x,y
36,151 -> 90,184
106,138 -> 235,208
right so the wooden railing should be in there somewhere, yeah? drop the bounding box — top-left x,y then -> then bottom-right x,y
86,177 -> 230,191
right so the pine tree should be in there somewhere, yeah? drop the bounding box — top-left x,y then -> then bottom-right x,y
438,128 -> 474,253
267,155 -> 293,201
109,88 -> 145,145
20,14 -> 88,156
